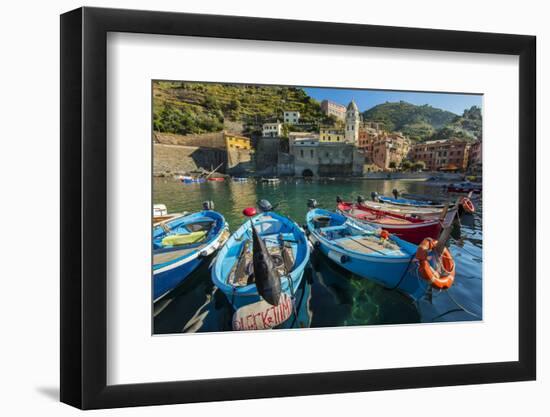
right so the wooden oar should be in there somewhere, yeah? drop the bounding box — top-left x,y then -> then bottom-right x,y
205,162 -> 224,179
435,219 -> 455,256
230,239 -> 250,285
439,202 -> 450,222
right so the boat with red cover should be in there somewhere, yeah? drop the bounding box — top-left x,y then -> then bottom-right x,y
355,198 -> 458,227
336,201 -> 442,244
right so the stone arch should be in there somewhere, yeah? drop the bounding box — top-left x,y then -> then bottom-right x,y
302,169 -> 314,178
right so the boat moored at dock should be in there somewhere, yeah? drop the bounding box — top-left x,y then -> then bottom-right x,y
377,194 -> 449,208
350,196 -> 458,227
336,199 -> 443,244
305,206 -> 430,300
153,207 -> 229,302
261,177 -> 280,184
211,202 -> 310,329
180,176 -> 205,184
446,181 -> 482,194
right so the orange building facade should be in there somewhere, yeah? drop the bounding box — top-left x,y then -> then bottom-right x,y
409,139 -> 470,171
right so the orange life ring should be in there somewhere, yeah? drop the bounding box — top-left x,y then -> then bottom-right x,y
415,238 -> 455,289
460,197 -> 475,214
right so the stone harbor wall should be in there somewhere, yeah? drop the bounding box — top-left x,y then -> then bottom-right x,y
153,144 -> 226,177
255,137 -> 280,176
227,148 -> 254,175
153,131 -> 226,149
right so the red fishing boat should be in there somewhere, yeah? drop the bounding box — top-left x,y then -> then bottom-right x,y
336,201 -> 442,244
207,177 -> 225,182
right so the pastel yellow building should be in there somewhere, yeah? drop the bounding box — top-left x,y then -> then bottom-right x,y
224,132 -> 251,150
320,127 -> 345,143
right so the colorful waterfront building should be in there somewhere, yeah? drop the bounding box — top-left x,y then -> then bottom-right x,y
358,122 -> 382,152
409,138 -> 470,171
320,100 -> 347,121
224,132 -> 254,174
468,140 -> 482,174
224,132 -> 252,150
370,132 -> 411,170
320,127 -> 345,143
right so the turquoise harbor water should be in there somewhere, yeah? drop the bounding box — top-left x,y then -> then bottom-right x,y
153,178 -> 482,333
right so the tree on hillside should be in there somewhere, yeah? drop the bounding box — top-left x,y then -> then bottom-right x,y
203,94 -> 220,110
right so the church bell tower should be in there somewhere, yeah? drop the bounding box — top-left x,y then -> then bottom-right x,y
345,100 -> 360,144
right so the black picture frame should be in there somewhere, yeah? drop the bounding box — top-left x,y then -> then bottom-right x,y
60,6 -> 536,410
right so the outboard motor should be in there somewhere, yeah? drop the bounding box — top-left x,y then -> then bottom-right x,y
357,195 -> 366,204
392,188 -> 399,199
307,199 -> 318,209
251,224 -> 282,306
202,200 -> 215,210
370,191 -> 379,202
257,199 -> 273,213
336,195 -> 343,203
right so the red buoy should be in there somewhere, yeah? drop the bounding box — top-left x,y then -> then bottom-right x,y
242,207 -> 257,217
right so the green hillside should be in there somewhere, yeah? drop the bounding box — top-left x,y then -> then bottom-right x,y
432,105 -> 482,142
362,101 -> 457,141
153,81 -> 330,136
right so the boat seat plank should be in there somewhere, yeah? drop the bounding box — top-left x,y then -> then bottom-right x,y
154,244 -> 206,264
336,236 -> 405,255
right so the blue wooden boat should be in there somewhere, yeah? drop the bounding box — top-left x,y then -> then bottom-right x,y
153,210 -> 228,302
306,208 -> 429,300
212,210 -> 310,314
377,195 -> 448,208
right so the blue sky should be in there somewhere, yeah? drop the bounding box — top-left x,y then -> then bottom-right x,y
303,87 -> 482,115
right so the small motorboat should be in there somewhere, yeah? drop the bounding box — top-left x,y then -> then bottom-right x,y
306,204 -> 446,300
211,200 -> 310,330
400,193 -> 448,203
377,194 -> 448,208
446,182 -> 482,194
261,178 -> 280,184
232,177 -> 248,182
153,204 -> 187,225
181,176 -> 205,184
153,204 -> 229,302
336,200 -> 442,244
207,176 -> 225,182
374,189 -> 453,209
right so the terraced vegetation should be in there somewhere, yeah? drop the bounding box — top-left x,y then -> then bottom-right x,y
153,81 -> 332,136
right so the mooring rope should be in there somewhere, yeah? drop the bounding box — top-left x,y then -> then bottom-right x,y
384,254 -> 416,291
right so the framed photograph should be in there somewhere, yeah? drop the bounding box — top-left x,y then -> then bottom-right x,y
60,7 -> 536,409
